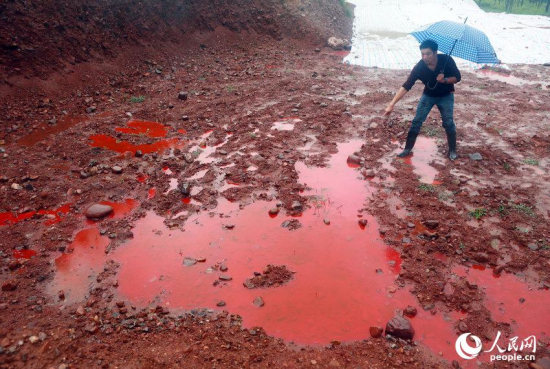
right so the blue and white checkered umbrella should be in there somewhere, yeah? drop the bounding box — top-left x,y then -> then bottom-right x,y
411,20 -> 500,64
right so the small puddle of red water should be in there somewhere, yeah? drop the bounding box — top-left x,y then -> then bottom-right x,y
399,137 -> 440,184
109,140 -> 463,359
13,249 -> 37,259
19,116 -> 87,146
454,266 -> 550,344
0,204 -> 72,226
115,120 -> 168,138
89,134 -> 182,154
49,228 -> 111,302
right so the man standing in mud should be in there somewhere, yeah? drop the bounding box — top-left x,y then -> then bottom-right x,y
384,39 -> 461,160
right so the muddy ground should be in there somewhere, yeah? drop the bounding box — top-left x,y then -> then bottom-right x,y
1,1 -> 550,369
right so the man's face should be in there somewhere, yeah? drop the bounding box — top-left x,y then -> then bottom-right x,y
421,48 -> 436,65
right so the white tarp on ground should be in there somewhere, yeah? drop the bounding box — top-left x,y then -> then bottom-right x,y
343,0 -> 550,69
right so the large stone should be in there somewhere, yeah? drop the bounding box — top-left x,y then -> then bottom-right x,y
423,220 -> 439,229
347,154 -> 361,165
385,316 -> 415,340
1,280 -> 17,291
327,37 -> 344,50
253,297 -> 265,307
469,153 -> 483,161
84,204 -> 113,219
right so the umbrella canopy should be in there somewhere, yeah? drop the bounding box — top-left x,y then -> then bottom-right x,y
411,20 -> 500,64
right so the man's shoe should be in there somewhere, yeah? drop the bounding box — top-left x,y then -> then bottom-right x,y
446,131 -> 458,161
397,149 -> 412,157
397,131 -> 418,158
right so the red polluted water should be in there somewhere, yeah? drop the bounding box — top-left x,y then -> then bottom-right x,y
147,188 -> 156,199
19,115 -> 87,146
136,174 -> 148,183
454,266 -> 550,343
0,204 -> 72,226
112,139 -> 464,358
49,228 -> 110,302
115,120 -> 168,138
399,136 -> 440,184
89,134 -> 182,154
13,249 -> 37,259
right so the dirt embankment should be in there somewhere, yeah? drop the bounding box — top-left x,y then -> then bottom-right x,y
0,0 -> 352,80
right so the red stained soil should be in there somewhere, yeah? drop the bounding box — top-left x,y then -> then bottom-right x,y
1,0 -> 550,367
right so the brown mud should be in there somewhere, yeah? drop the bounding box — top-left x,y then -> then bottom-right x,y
1,0 -> 550,368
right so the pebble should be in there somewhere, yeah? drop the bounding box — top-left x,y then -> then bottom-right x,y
369,326 -> 384,338
29,336 -> 39,344
216,301 -> 226,307
1,280 -> 17,291
178,91 -> 188,100
423,220 -> 439,229
528,243 -> 538,251
112,166 -> 123,174
84,204 -> 113,219
135,150 -> 143,157
219,274 -> 232,281
253,297 -> 265,307
269,207 -> 280,215
183,257 -> 197,267
402,237 -> 411,244
347,154 -> 361,165
358,219 -> 368,227
291,201 -> 303,211
76,306 -> 85,316
469,153 -> 483,161
369,122 -> 378,129
404,306 -> 417,317
219,264 -> 228,272
323,218 -> 330,225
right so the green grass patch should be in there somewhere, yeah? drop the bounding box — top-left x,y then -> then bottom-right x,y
510,203 -> 535,217
418,183 -> 436,193
130,96 -> 145,103
226,85 -> 235,93
474,0 -> 550,16
469,208 -> 487,220
524,158 -> 539,166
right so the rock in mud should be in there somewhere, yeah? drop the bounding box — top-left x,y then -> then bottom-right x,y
369,326 -> 384,338
323,218 -> 330,225
291,201 -> 303,211
423,220 -> 439,229
327,36 -> 344,50
458,321 -> 469,332
469,153 -> 483,161
216,301 -> 226,307
358,219 -> 368,227
385,316 -> 415,340
403,306 -> 417,317
473,252 -> 489,263
347,154 -> 361,165
219,274 -> 232,281
1,280 -> 17,291
84,204 -> 113,219
281,219 -> 302,230
183,257 -> 197,266
179,182 -> 191,197
178,91 -> 188,100
112,166 -> 123,174
269,207 -> 280,215
253,297 -> 265,307
361,169 -> 375,178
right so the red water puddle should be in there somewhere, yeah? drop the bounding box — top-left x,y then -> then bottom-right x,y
89,134 -> 182,154
162,166 -> 173,175
84,199 -> 137,225
0,204 -> 72,226
148,188 -> 156,199
136,174 -> 148,183
111,139 -> 464,360
453,266 -> 550,343
115,120 -> 168,138
178,129 -> 187,134
13,249 -> 37,259
272,118 -> 302,131
19,116 -> 87,146
49,228 -> 110,302
399,137 -> 440,184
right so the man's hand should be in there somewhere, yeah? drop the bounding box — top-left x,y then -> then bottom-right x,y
383,104 -> 394,116
437,73 -> 445,83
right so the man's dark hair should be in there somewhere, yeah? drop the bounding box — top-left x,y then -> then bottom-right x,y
419,39 -> 438,52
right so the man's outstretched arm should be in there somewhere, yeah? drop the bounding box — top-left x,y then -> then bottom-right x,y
384,87 -> 408,116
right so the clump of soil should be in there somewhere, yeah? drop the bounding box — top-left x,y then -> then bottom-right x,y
243,265 -> 295,289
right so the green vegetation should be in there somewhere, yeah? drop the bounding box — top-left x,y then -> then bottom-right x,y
503,162 -> 511,172
474,0 -> 550,15
515,226 -> 531,234
418,183 -> 435,193
524,158 -> 539,166
510,202 -> 535,217
226,85 -> 235,93
130,95 -> 145,103
496,204 -> 508,217
469,208 -> 487,220
339,0 -> 354,17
